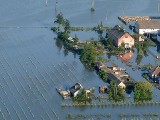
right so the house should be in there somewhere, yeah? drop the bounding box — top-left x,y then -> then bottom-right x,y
108,66 -> 125,71
139,36 -> 145,42
108,66 -> 126,75
68,37 -> 74,42
117,81 -> 126,89
69,83 -> 83,97
108,25 -> 134,48
108,73 -> 126,88
150,66 -> 160,82
135,20 -> 160,34
94,61 -> 105,70
120,71 -> 129,78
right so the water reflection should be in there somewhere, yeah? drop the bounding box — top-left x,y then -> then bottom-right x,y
136,55 -> 143,65
157,45 -> 160,54
118,50 -> 134,65
55,37 -> 63,51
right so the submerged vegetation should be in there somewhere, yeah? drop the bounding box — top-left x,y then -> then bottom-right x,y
100,36 -> 125,54
80,42 -> 104,68
108,81 -> 125,101
134,34 -> 157,65
97,69 -> 108,82
134,81 -> 152,102
53,12 -> 156,105
72,88 -> 94,104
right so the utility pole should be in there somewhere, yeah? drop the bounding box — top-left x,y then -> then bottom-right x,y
90,0 -> 95,12
55,0 -> 58,17
158,2 -> 160,13
46,0 -> 47,6
55,0 -> 58,10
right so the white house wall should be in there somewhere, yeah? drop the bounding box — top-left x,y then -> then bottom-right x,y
157,30 -> 160,42
139,29 -> 160,34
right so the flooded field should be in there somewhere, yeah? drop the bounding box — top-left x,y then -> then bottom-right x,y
0,0 -> 160,119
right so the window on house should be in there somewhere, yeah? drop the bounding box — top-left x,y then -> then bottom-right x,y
125,35 -> 128,38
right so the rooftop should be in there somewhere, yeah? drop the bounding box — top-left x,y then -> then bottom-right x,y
108,25 -> 126,40
136,20 -> 160,29
151,66 -> 160,76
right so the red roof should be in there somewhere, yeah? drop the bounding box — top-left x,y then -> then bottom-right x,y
151,66 -> 160,76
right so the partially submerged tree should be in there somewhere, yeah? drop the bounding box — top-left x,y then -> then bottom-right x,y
73,88 -> 94,104
54,12 -> 71,33
108,81 -> 125,101
54,12 -> 65,26
80,42 -> 104,67
97,69 -> 108,82
134,81 -> 152,102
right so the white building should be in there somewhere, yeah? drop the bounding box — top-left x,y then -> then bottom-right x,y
157,30 -> 160,42
135,20 -> 160,34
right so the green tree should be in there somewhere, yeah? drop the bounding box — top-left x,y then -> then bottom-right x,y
57,32 -> 69,41
73,88 -> 94,104
134,81 -> 152,102
135,55 -> 143,65
80,42 -> 104,67
108,81 -> 125,101
64,19 -> 70,33
54,13 -> 71,33
98,69 -> 108,82
132,33 -> 140,41
73,34 -> 79,43
54,12 -> 65,26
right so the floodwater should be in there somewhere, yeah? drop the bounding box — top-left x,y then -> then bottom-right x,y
0,0 -> 160,120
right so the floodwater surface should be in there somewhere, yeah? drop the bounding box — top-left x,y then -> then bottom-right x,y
0,0 -> 160,119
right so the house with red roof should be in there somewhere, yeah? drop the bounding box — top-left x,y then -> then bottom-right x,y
108,25 -> 134,48
150,66 -> 160,82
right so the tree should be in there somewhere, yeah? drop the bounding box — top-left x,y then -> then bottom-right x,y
73,34 -> 79,43
135,55 -> 143,65
108,81 -> 125,101
57,32 -> 69,41
54,13 -> 71,33
98,69 -> 108,82
64,19 -> 70,33
80,42 -> 104,68
73,88 -> 94,104
54,12 -> 65,26
134,81 -> 152,102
